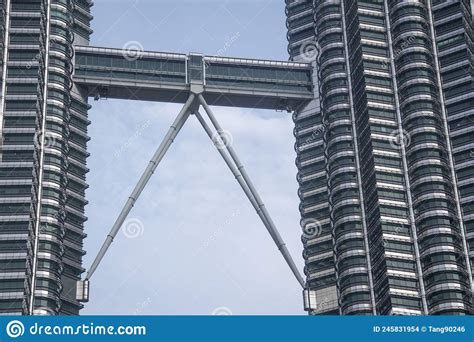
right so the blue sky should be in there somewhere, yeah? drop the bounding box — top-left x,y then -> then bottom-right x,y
82,0 -> 304,315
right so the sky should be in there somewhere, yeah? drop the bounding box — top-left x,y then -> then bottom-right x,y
82,0 -> 305,315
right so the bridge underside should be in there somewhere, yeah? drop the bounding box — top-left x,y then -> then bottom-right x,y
73,46 -> 313,111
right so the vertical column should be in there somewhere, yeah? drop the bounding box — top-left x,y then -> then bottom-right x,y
287,0 -> 340,314
28,0 -> 93,316
388,0 -> 472,315
425,0 -> 473,313
29,0 -> 52,315
383,0 -> 428,314
0,0 -> 9,161
337,0 -> 376,315
431,0 -> 474,293
62,0 -> 93,315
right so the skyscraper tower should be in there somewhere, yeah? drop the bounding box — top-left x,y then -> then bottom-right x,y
0,0 -> 314,316
2,0 -> 473,317
288,0 -> 474,315
0,0 -> 92,315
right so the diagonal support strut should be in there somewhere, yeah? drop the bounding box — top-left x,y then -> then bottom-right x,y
196,95 -> 305,288
84,94 -> 196,281
80,92 -> 305,304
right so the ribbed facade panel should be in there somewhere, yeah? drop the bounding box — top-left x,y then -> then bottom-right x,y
0,0 -> 91,315
287,0 -> 339,315
289,0 -> 474,315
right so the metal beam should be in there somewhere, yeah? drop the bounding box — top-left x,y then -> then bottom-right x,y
85,94 -> 196,280
197,96 -> 305,288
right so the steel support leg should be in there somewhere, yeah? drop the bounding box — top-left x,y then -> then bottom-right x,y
196,97 -> 305,288
194,111 -> 271,224
85,94 -> 196,280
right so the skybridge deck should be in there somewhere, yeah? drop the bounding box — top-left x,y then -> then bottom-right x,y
73,45 -> 313,111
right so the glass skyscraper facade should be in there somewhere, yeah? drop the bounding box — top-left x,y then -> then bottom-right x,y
0,0 -> 313,316
288,0 -> 474,315
0,0 -> 473,317
0,0 -> 91,315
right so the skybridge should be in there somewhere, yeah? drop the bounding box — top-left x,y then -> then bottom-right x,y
73,45 -> 313,111
72,44 -> 314,307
